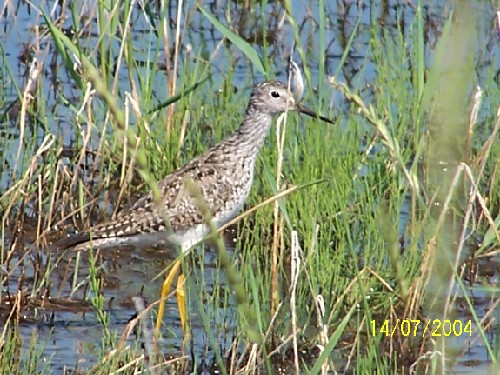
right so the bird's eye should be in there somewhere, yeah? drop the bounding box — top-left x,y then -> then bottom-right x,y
271,91 -> 280,98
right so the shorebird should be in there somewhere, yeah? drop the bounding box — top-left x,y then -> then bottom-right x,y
62,80 -> 333,331
64,81 -> 332,252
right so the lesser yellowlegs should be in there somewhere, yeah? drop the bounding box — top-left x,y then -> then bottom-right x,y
62,81 -> 333,331
65,81 -> 332,252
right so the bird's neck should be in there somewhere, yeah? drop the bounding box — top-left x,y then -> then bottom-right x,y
230,105 -> 274,157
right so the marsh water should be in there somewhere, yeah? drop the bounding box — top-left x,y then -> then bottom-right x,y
1,0 -> 499,373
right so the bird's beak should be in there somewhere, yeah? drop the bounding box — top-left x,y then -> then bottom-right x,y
296,103 -> 335,124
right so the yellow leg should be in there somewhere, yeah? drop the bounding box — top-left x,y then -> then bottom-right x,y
155,260 -> 182,334
177,273 -> 186,333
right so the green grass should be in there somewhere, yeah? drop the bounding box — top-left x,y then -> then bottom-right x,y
1,0 -> 499,374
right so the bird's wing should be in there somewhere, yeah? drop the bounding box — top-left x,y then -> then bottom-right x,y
59,150 -> 243,249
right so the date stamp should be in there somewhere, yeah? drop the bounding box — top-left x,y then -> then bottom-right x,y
370,319 -> 472,337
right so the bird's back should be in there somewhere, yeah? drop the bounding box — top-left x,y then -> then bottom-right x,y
61,140 -> 257,251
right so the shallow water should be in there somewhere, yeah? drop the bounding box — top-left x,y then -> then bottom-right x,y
6,236 -> 237,372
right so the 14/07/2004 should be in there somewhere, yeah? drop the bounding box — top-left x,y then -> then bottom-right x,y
370,319 -> 472,337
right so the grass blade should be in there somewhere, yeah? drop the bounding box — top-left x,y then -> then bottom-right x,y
199,7 -> 266,76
